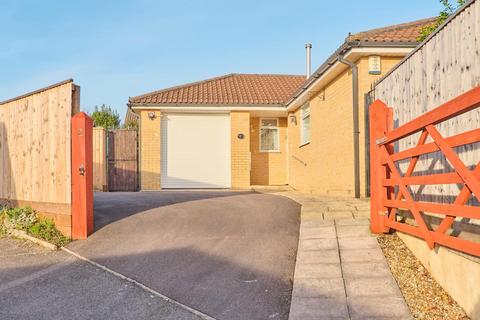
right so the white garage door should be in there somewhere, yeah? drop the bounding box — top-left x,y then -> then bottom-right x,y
161,113 -> 231,188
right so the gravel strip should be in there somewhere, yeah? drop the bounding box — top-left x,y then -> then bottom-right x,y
377,233 -> 469,320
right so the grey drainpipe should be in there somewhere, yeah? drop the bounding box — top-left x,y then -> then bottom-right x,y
337,55 -> 360,198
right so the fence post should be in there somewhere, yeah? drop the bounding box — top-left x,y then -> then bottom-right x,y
369,100 -> 392,234
71,112 -> 93,239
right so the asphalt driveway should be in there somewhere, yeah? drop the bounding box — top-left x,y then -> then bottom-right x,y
0,238 -> 204,320
67,191 -> 301,320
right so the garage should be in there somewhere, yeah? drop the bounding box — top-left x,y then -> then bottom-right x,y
160,113 -> 231,188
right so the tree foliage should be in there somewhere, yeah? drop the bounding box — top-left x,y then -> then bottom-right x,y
418,0 -> 466,41
123,120 -> 138,130
91,104 -> 120,129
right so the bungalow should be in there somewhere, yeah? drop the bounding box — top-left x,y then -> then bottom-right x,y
129,74 -> 305,189
128,17 -> 435,194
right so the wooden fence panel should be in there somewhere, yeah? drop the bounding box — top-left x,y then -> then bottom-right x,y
0,80 -> 78,236
107,129 -> 138,191
93,127 -> 107,191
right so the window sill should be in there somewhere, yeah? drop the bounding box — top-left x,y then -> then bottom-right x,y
299,142 -> 310,148
259,150 -> 281,153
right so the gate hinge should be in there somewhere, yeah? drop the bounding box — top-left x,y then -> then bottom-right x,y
376,136 -> 387,145
378,211 -> 387,216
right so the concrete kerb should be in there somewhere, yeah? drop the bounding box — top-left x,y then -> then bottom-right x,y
9,229 -> 58,251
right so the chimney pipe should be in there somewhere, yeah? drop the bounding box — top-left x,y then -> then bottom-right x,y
305,43 -> 312,78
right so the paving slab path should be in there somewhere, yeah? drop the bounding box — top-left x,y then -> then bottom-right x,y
269,192 -> 412,320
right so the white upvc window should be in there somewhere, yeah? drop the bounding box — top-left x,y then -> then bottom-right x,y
301,103 -> 311,145
260,118 -> 279,152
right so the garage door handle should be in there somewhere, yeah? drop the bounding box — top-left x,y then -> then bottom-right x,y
79,165 -> 86,176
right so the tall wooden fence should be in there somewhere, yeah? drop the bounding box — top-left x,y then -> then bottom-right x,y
374,0 -> 480,206
0,80 -> 93,237
372,2 -> 480,317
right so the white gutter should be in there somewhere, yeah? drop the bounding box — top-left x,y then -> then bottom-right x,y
130,105 -> 287,112
286,59 -> 350,112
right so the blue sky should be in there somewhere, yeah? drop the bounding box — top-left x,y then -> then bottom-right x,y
1,0 -> 443,120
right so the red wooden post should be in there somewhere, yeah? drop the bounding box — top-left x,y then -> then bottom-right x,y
71,112 -> 93,239
369,100 -> 391,234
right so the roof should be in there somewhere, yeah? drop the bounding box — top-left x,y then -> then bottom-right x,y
129,73 -> 305,106
286,17 -> 437,108
347,17 -> 437,44
124,107 -> 139,124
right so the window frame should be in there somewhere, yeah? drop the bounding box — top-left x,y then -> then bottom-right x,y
300,103 -> 311,146
259,118 -> 280,152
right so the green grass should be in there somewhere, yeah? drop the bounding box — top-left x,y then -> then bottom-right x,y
0,206 -> 70,247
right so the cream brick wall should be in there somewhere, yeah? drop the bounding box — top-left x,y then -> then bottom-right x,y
288,56 -> 404,197
231,111 -> 250,189
357,56 -> 404,196
250,117 -> 288,185
139,110 -> 161,190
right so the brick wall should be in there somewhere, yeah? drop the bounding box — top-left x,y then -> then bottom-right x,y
139,110 -> 161,190
288,56 -> 404,197
230,112 -> 250,188
250,117 -> 288,185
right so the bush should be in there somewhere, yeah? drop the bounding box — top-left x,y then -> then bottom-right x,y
0,219 -> 5,237
28,219 -> 70,247
3,207 -> 38,230
0,206 -> 70,247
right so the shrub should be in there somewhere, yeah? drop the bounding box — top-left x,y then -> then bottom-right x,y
0,209 -> 5,236
0,206 -> 70,247
3,207 -> 38,230
0,218 -> 5,237
28,219 -> 70,247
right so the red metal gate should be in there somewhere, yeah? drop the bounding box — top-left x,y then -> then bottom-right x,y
369,87 -> 480,257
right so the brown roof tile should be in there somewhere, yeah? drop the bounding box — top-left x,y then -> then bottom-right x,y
129,73 -> 305,105
347,17 -> 437,43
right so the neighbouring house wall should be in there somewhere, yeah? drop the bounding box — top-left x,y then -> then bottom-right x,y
374,2 -> 480,318
0,80 -> 78,236
93,127 -> 107,191
139,110 -> 161,190
231,111 -> 250,188
357,56 -> 407,196
288,56 -> 403,196
250,117 -> 288,185
288,67 -> 355,196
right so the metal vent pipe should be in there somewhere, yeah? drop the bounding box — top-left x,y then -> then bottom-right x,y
305,43 -> 312,78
